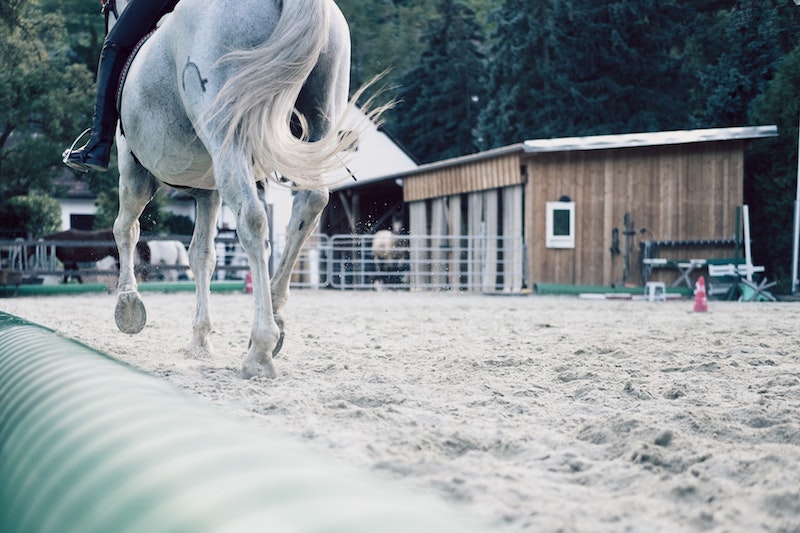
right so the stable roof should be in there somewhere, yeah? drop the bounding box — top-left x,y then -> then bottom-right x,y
334,125 -> 778,191
522,125 -> 778,153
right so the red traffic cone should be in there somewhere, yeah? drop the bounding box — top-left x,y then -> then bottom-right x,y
244,271 -> 253,293
693,275 -> 708,313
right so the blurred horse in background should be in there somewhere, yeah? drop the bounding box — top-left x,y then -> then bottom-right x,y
37,229 -> 150,283
371,220 -> 407,287
143,240 -> 193,282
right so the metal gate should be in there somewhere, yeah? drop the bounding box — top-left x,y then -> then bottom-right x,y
286,233 -> 525,293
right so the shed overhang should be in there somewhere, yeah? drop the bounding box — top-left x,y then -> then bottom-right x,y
522,125 -> 778,153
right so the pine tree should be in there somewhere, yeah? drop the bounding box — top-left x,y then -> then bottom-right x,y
478,0 -> 694,148
475,0 -> 544,149
692,2 -> 786,128
747,44 -> 800,284
389,0 -> 487,163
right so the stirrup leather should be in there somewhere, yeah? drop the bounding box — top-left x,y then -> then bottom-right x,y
62,128 -> 93,173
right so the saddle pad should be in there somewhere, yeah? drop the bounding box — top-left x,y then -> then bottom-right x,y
116,28 -> 158,116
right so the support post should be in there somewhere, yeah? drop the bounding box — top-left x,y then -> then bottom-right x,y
792,116 -> 800,293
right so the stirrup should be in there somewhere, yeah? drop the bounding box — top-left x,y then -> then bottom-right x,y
62,128 -> 93,173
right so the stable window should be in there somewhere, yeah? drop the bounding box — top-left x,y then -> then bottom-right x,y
546,201 -> 575,248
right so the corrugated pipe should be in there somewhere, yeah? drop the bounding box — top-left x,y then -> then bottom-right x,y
0,312 -> 480,533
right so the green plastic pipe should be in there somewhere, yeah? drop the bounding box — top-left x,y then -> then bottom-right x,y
0,312 -> 481,533
12,280 -> 245,297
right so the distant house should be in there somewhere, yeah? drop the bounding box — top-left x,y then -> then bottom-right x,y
321,125 -> 778,289
52,172 -> 98,231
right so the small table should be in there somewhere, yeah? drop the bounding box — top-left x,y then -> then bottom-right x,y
641,258 -> 669,283
673,259 -> 707,288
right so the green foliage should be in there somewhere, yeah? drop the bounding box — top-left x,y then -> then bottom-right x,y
0,3 -> 94,205
91,187 -> 119,231
390,0 -> 486,163
39,0 -> 106,72
138,191 -> 167,235
477,0 -> 696,148
747,44 -> 800,282
0,0 -> 26,29
161,212 -> 195,235
692,3 -> 785,127
0,192 -> 62,239
92,186 -> 172,236
337,0 -> 437,93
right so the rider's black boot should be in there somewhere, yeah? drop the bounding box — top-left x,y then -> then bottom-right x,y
63,43 -> 128,173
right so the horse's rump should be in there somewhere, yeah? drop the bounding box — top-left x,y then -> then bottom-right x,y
204,0 -> 362,188
120,0 -> 369,190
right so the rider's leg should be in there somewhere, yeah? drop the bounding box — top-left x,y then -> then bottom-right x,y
63,42 -> 127,172
63,0 -> 180,173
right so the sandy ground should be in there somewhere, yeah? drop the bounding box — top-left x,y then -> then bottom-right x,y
2,289 -> 800,532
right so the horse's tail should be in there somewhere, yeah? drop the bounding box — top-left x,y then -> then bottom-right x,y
206,0 -> 379,189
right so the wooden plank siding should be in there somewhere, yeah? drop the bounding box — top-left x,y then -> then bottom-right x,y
525,141 -> 744,286
403,153 -> 524,203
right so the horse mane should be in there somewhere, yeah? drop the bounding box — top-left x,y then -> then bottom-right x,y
205,0 -> 386,189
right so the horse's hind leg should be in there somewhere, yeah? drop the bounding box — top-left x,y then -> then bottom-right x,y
213,153 -> 279,379
114,156 -> 157,334
270,187 -> 328,341
184,188 -> 221,359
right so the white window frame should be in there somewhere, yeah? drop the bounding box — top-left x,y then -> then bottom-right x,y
546,201 -> 575,249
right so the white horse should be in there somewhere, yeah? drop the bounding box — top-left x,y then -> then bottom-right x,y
372,230 -> 400,266
145,240 -> 194,281
371,222 -> 407,286
110,0 -> 377,378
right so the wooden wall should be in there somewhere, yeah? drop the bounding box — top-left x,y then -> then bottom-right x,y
363,139 -> 747,288
404,153 -> 523,202
525,141 -> 745,286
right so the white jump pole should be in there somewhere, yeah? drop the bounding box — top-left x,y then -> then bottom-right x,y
792,115 -> 800,293
743,204 -> 753,282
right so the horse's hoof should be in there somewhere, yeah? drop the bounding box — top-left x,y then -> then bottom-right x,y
183,341 -> 213,360
115,292 -> 146,334
241,359 -> 277,380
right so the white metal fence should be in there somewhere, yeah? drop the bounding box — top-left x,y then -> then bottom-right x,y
285,233 -> 525,293
2,233 -> 525,293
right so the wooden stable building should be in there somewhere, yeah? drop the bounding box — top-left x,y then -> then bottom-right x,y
323,125 -> 777,291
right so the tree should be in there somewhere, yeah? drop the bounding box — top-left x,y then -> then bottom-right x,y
474,0 -> 544,149
478,0 -> 694,148
389,0 -> 487,163
0,192 -> 62,239
337,0 -> 440,94
0,3 -> 94,232
691,2 -> 786,128
746,44 -> 800,287
40,0 -> 107,73
0,0 -> 26,29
